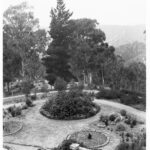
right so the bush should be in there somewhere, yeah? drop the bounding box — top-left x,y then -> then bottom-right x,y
120,90 -> 146,105
26,97 -> 34,107
109,114 -> 116,121
116,123 -> 126,132
7,106 -> 22,117
31,95 -> 36,100
99,114 -> 109,122
96,89 -> 121,99
41,90 -> 100,120
54,77 -> 67,91
120,109 -> 127,117
124,115 -> 137,127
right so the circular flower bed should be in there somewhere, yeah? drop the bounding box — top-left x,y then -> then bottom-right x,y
40,90 -> 100,120
3,145 -> 15,150
68,130 -> 109,149
3,120 -> 23,136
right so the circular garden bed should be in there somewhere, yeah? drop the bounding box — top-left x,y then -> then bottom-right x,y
68,130 -> 109,149
3,145 -> 15,150
40,90 -> 100,120
3,120 -> 23,136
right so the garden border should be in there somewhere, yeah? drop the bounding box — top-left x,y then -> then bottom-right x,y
3,120 -> 23,136
67,130 -> 110,149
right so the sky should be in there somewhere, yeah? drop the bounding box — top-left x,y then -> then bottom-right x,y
2,0 -> 146,28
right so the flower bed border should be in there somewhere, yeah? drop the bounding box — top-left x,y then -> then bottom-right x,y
3,121 -> 23,136
67,130 -> 110,149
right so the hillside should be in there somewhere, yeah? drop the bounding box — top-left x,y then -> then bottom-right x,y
115,41 -> 146,65
100,25 -> 145,47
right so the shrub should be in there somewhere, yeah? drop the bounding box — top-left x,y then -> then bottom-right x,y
120,109 -> 127,117
124,115 -> 137,127
109,114 -> 116,121
31,95 -> 36,100
116,123 -> 126,132
96,89 -> 121,100
26,97 -> 34,107
7,106 -> 22,117
54,77 -> 67,91
41,90 -> 100,120
99,114 -> 109,123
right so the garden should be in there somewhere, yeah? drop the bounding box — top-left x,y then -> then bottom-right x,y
3,0 -> 146,150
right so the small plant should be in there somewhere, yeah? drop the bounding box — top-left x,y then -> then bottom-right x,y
54,77 -> 67,91
99,114 -> 109,123
120,109 -> 127,117
88,133 -> 92,139
7,106 -> 22,117
26,96 -> 34,107
109,114 -> 116,121
116,123 -> 126,132
31,95 -> 36,100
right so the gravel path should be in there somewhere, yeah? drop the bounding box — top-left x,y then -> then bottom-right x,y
4,98 -> 146,150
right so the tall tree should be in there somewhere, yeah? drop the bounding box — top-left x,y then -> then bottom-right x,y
3,2 -> 47,81
42,0 -> 74,85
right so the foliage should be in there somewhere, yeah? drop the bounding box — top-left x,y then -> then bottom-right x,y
96,89 -> 121,99
42,0 -> 74,85
3,2 -> 47,81
99,114 -> 109,123
124,115 -> 137,127
116,123 -> 126,132
41,90 -> 100,120
26,96 -> 34,107
54,77 -> 67,91
7,106 -> 22,117
21,80 -> 34,96
109,114 -> 116,121
116,132 -> 146,150
120,109 -> 127,117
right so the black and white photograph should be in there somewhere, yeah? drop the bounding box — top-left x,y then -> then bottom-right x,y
1,0 -> 148,150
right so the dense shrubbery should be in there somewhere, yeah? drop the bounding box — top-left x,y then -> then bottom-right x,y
96,89 -> 121,99
120,109 -> 127,117
7,105 -> 22,117
96,89 -> 146,109
54,77 -> 67,91
40,89 -> 100,120
116,132 -> 146,150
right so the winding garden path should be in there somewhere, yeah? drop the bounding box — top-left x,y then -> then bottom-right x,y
4,97 -> 146,150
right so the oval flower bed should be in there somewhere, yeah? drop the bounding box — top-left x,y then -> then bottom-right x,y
3,120 -> 23,136
40,90 -> 100,120
68,130 -> 109,149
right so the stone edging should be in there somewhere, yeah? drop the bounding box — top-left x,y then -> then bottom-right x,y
67,130 -> 110,149
3,121 -> 23,136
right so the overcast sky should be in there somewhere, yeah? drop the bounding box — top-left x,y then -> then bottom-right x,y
3,0 -> 146,28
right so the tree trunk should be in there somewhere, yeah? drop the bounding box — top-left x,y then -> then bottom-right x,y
101,66 -> 105,86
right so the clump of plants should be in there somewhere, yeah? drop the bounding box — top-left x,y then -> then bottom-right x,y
117,131 -> 146,150
124,114 -> 137,128
99,114 -> 109,126
40,88 -> 100,120
7,105 -> 22,117
116,123 -> 126,132
96,89 -> 121,100
120,109 -> 127,117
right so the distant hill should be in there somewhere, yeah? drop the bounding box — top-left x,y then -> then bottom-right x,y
100,25 -> 145,47
115,41 -> 146,65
